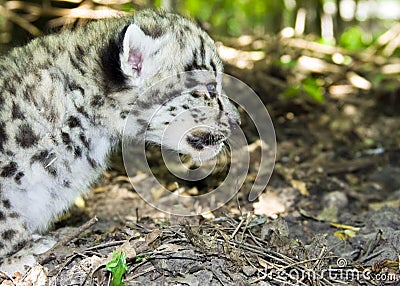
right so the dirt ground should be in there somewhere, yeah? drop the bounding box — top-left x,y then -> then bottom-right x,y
2,36 -> 400,285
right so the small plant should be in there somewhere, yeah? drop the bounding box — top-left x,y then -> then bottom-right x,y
282,77 -> 324,102
106,251 -> 128,286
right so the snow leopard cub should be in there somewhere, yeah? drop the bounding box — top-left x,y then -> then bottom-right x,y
0,10 -> 239,260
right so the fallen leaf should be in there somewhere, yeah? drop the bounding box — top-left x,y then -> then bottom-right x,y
316,207 -> 338,222
257,257 -> 271,269
21,265 -> 48,286
290,179 -> 309,196
334,230 -> 357,241
330,223 -> 360,232
145,228 -> 161,245
253,192 -> 285,218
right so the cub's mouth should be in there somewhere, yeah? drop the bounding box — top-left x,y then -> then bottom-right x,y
186,131 -> 226,151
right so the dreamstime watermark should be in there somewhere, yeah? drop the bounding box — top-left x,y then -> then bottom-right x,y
264,258 -> 398,283
122,71 -> 276,216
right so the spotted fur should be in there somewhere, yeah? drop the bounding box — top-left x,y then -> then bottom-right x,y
0,10 -> 239,262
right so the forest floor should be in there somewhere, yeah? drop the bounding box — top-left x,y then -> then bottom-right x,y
2,36 -> 400,285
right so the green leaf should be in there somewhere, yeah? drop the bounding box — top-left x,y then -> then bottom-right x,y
339,26 -> 368,51
106,251 -> 128,286
282,86 -> 301,98
302,78 -> 324,102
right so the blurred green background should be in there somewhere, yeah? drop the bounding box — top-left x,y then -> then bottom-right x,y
1,0 -> 400,103
0,0 -> 399,47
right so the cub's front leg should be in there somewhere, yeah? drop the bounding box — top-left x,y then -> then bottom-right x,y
0,198 -> 31,260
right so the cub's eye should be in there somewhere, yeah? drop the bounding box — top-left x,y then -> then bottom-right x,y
206,82 -> 217,98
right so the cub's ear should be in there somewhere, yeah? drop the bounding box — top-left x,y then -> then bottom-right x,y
120,24 -> 162,85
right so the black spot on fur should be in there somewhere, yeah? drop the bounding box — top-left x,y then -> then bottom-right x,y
61,132 -> 72,146
74,146 -> 82,158
22,87 -> 34,103
184,61 -> 198,72
182,104 -> 189,110
69,49 -> 86,75
76,45 -> 85,58
67,81 -> 85,95
184,50 -> 206,72
217,98 -> 224,111
177,30 -> 185,49
137,100 -> 152,109
14,239 -> 27,252
210,61 -> 217,75
190,91 -> 201,98
1,162 -> 18,177
30,150 -> 49,164
87,156 -> 97,168
199,40 -> 206,60
3,81 -> 16,97
67,116 -> 81,128
77,106 -> 90,119
186,136 -> 204,150
9,212 -> 19,218
0,122 -> 8,152
186,63 -> 208,72
14,172 -> 24,184
80,133 -> 90,149
2,200 -> 11,209
140,23 -> 164,38
63,180 -> 71,188
31,150 -> 57,177
48,134 -> 58,145
120,111 -> 129,119
15,124 -> 39,148
47,166 -> 57,177
101,25 -> 128,92
137,119 -> 148,128
2,229 -> 16,240
130,110 -> 139,116
90,95 -> 105,107
0,211 -> 5,221
30,150 -> 57,176
11,102 -> 24,119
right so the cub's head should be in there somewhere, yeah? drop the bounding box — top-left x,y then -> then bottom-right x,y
106,10 -> 240,161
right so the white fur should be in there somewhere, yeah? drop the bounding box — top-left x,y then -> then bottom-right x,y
0,11 -> 238,270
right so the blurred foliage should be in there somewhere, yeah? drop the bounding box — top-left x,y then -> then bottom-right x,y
1,0 -> 398,46
175,0 -> 286,36
1,0 -> 400,103
282,77 -> 325,103
339,26 -> 372,51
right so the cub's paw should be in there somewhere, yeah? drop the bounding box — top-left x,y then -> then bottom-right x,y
0,234 -> 56,275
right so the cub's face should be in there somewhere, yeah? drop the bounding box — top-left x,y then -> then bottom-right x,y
114,10 -> 239,161
140,71 -> 240,162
